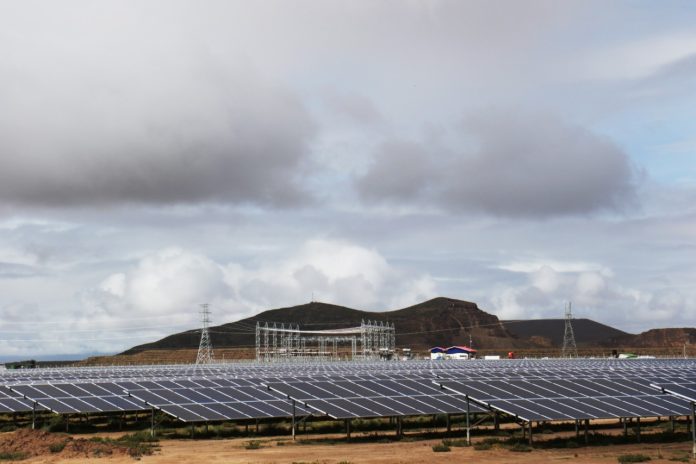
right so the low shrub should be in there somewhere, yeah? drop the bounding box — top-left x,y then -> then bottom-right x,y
245,440 -> 262,450
431,443 -> 451,452
509,442 -> 532,452
49,441 -> 67,453
617,455 -> 651,463
0,451 -> 28,461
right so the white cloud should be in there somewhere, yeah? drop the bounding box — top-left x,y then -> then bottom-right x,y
487,261 -> 696,332
581,34 -> 696,80
499,260 -> 610,275
60,239 -> 438,355
225,239 -> 434,311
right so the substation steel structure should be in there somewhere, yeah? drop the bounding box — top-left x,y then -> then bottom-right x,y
255,320 -> 396,362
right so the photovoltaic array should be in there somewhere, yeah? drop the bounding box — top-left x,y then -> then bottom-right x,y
1,359 -> 696,424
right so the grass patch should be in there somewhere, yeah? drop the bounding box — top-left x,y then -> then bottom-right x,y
473,442 -> 492,450
244,440 -> 262,450
431,443 -> 451,452
617,455 -> 651,463
0,452 -> 28,461
509,442 -> 533,452
668,456 -> 690,462
49,440 -> 68,453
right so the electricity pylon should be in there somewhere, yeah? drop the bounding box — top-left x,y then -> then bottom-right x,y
196,303 -> 215,364
561,301 -> 578,358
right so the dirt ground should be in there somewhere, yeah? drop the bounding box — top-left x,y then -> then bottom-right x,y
0,429 -> 135,461
5,429 -> 695,464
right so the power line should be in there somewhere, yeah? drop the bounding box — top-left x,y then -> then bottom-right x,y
0,314 -> 197,325
0,324 -> 193,334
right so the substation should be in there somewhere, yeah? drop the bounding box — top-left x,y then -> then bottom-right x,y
254,320 -> 396,362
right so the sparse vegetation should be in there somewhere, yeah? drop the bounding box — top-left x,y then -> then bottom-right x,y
473,442 -> 492,450
0,452 -> 28,461
617,454 -> 651,463
48,440 -> 67,453
431,442 -> 451,452
244,440 -> 262,450
509,442 -> 533,452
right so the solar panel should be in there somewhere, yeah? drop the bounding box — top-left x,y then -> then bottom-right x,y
653,383 -> 696,402
438,378 -> 691,422
265,378 -> 487,419
0,386 -> 44,413
124,378 -> 310,422
9,382 -> 146,414
1,358 -> 696,424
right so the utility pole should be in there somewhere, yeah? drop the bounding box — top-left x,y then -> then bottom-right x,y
196,303 -> 215,364
562,301 -> 578,358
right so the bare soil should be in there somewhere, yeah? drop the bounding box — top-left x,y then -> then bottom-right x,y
0,429 -> 135,460
5,429 -> 694,464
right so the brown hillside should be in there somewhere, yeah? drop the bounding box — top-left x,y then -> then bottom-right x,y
115,297 -> 694,361
603,328 -> 696,348
122,297 -> 536,354
502,319 -> 629,346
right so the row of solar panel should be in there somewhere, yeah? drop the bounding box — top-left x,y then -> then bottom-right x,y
3,360 -> 696,424
4,359 -> 696,383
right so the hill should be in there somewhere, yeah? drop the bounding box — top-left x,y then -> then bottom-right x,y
502,319 -> 629,347
123,297 -> 529,354
603,327 -> 696,349
118,296 -> 695,360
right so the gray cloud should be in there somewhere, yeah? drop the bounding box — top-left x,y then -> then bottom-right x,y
357,111 -> 638,217
0,10 -> 315,209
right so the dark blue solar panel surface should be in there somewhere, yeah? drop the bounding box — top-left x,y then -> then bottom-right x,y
438,378 -> 691,421
265,378 -> 486,419
2,359 -> 696,422
125,378 -> 310,422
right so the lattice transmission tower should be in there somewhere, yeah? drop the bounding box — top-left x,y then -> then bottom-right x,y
196,303 -> 215,364
561,301 -> 578,358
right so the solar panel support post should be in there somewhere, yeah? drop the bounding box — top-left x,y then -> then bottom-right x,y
494,411 -> 500,432
670,416 -> 675,433
622,418 -> 628,438
584,419 -> 589,445
396,416 -> 403,438
528,422 -> 533,446
691,402 -> 696,458
345,419 -> 351,439
31,402 -> 36,430
150,408 -> 155,438
636,417 -> 641,442
446,413 -> 451,434
465,395 -> 471,446
291,400 -> 296,441
575,419 -> 579,441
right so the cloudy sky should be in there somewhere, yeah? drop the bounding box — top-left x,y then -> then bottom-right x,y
1,0 -> 695,358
